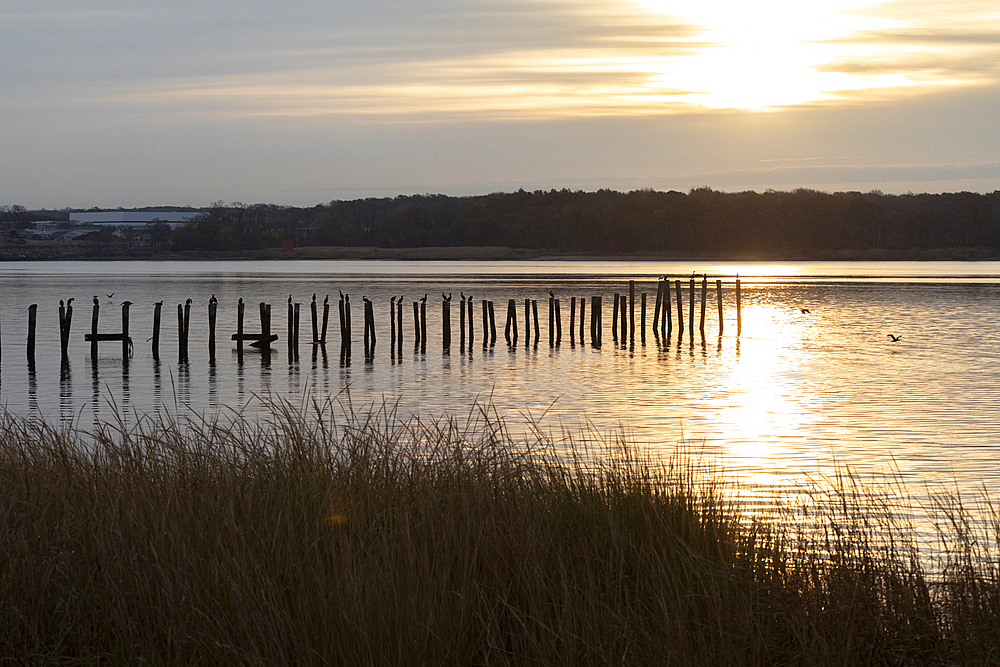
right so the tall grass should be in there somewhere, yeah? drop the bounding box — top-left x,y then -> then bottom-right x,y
1,399 -> 998,665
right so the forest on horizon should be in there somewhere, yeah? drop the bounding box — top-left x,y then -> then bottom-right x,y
5,187 -> 1000,258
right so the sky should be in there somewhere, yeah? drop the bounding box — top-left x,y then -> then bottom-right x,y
2,0 -> 999,208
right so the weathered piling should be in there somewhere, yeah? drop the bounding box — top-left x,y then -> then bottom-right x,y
641,292 -> 646,343
532,300 -> 539,344
548,295 -> 554,347
208,295 -> 218,363
716,279 -> 724,336
390,296 -> 397,352
261,302 -> 272,363
311,294 -> 319,344
91,298 -> 99,357
629,280 -> 635,344
467,295 -> 474,349
488,301 -> 497,347
27,304 -> 37,363
590,295 -> 598,345
419,295 -> 427,353
121,301 -> 131,360
459,294 -> 465,351
675,280 -> 683,338
578,296 -> 585,344
524,299 -> 531,347
412,300 -> 420,348
321,295 -> 330,344
663,279 -> 671,336
653,280 -> 663,336
293,302 -> 301,361
236,298 -> 243,359
443,293 -> 452,350
363,297 -> 375,358
554,298 -> 562,346
620,294 -> 627,344
177,304 -> 185,360
59,299 -> 74,360
688,278 -> 695,341
570,297 -> 576,344
700,275 -> 707,337
345,296 -> 353,355
153,301 -> 163,358
736,276 -> 742,337
481,299 -> 489,350
287,296 -> 294,358
611,293 -> 619,342
398,297 -> 405,357
504,298 -> 516,346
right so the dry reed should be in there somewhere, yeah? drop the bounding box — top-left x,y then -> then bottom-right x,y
0,398 -> 997,666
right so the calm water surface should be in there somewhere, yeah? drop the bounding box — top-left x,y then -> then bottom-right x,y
2,260 -> 999,520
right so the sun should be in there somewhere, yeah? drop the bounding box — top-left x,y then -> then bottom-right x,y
631,0 -> 903,109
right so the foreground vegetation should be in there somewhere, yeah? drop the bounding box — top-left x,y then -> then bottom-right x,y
1,401 -> 998,665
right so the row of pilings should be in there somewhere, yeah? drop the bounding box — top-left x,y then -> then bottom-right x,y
10,276 -> 741,368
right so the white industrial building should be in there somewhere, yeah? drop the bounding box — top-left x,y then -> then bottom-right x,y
68,211 -> 204,229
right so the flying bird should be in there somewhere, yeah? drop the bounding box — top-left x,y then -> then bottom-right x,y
106,292 -> 114,298
800,308 -> 811,314
887,334 -> 902,342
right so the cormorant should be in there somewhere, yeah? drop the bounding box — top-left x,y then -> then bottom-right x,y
60,299 -> 64,307
549,291 -> 555,299
93,296 -> 99,305
887,334 -> 902,342
67,298 -> 74,306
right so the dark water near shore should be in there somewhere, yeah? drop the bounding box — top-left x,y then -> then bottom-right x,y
2,260 -> 999,520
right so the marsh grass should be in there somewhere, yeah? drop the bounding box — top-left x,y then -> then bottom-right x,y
1,399 -> 998,665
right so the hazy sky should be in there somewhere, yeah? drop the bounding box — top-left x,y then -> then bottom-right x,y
3,0 -> 998,207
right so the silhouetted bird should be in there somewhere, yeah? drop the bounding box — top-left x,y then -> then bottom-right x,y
420,294 -> 427,303
549,291 -> 555,299
324,295 -> 329,305
67,298 -> 74,306
106,292 -> 114,298
60,299 -> 64,307
887,334 -> 902,342
155,300 -> 163,306
185,298 -> 192,306
800,308 -> 811,314
93,296 -> 99,305
121,300 -> 133,307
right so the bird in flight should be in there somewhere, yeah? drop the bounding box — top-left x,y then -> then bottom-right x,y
106,292 -> 114,298
800,308 -> 811,314
887,334 -> 902,342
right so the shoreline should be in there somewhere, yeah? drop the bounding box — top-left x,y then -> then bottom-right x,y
2,243 -> 1000,262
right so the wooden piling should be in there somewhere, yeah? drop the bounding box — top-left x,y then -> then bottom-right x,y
413,300 -> 420,347
700,275 -> 707,337
629,280 -> 635,344
261,302 -> 272,363
184,299 -> 192,360
611,293 -> 619,341
736,276 -> 742,337
482,300 -> 489,350
208,296 -> 218,363
641,293 -> 646,343
91,299 -> 99,357
688,278 -> 695,340
504,298 -> 515,345
663,279 -> 671,336
459,296 -> 465,351
578,296 -> 585,344
322,296 -> 330,344
293,302 -> 301,361
236,298 -> 243,359
287,296 -> 294,357
443,295 -> 452,350
620,294 -> 627,344
419,297 -> 427,352
153,301 -> 163,358
675,280 -> 683,337
467,296 -> 474,349
590,295 -> 598,345
398,298 -> 405,356
532,300 -> 539,344
177,304 -> 185,361
716,279 -> 724,336
311,294 -> 319,344
569,297 -> 576,344
524,299 -> 531,346
390,296 -> 396,351
554,298 -> 562,346
27,304 -> 37,363
653,280 -> 663,336
363,298 -> 372,357
345,296 -> 353,354
121,301 -> 130,360
548,296 -> 554,347
488,301 -> 497,347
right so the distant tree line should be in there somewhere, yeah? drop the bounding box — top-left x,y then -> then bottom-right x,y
7,189 -> 1000,257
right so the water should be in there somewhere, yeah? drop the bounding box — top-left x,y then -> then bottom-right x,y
2,259 -> 999,523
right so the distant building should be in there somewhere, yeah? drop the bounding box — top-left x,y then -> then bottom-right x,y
68,211 -> 204,229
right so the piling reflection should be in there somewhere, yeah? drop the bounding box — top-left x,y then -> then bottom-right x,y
27,359 -> 38,416
59,359 -> 72,425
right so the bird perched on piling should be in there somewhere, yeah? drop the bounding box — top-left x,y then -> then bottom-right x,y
420,294 -> 427,303
155,300 -> 163,306
887,334 -> 902,342
549,291 -> 555,299
60,299 -> 64,307
324,295 -> 329,305
93,296 -> 99,305
443,292 -> 451,302
67,298 -> 74,306
185,298 -> 192,305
